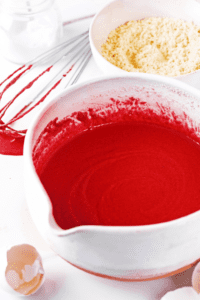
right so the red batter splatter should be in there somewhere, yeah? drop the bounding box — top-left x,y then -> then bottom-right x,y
0,120 -> 25,155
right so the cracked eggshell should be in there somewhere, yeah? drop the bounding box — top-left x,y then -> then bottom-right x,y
192,261 -> 200,294
161,286 -> 200,300
0,244 -> 45,296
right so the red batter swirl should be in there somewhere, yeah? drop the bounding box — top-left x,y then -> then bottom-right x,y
33,97 -> 200,229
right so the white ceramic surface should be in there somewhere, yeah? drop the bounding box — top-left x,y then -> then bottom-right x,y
89,0 -> 200,90
0,0 -> 194,298
24,74 -> 200,281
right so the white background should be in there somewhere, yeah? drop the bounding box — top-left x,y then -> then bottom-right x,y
0,0 -> 199,299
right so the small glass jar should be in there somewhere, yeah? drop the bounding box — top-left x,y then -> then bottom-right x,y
0,0 -> 63,64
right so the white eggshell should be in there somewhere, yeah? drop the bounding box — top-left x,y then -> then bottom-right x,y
192,262 -> 200,294
0,245 -> 45,296
0,247 -> 21,296
161,287 -> 200,300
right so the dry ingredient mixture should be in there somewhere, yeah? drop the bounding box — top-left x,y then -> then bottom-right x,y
101,17 -> 200,76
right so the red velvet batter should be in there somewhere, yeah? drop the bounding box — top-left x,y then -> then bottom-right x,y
34,97 -> 200,229
0,132 -> 24,155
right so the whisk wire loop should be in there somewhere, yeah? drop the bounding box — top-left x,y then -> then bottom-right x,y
0,28 -> 92,135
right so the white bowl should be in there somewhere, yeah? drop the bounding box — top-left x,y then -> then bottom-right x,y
24,74 -> 200,281
89,0 -> 200,90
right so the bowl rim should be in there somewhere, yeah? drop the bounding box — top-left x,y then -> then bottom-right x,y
89,0 -> 200,79
24,73 -> 200,235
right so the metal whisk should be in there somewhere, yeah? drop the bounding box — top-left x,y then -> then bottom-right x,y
0,21 -> 92,139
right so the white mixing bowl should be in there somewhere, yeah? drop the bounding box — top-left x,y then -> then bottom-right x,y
24,74 -> 200,281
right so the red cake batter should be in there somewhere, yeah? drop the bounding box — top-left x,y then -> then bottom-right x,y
34,97 -> 200,229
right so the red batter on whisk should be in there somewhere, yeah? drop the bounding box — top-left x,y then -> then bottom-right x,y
0,65 -> 74,155
0,30 -> 91,156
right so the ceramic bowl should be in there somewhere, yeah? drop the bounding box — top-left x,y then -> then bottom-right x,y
24,74 -> 200,281
89,0 -> 200,90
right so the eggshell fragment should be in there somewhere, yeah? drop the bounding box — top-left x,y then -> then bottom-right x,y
5,244 -> 45,296
192,262 -> 200,294
161,286 -> 200,300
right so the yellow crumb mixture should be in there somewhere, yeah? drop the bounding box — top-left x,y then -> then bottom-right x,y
101,17 -> 200,76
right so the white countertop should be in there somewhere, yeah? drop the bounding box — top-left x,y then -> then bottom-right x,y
0,0 -> 199,299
